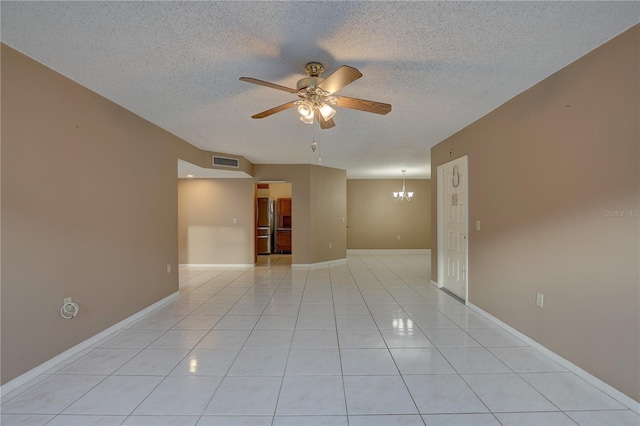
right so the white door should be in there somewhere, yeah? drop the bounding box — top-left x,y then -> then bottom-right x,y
440,157 -> 468,300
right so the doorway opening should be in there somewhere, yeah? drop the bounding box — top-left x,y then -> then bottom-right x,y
436,156 -> 469,303
255,182 -> 292,262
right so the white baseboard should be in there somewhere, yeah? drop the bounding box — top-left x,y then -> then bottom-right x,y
431,279 -> 442,288
467,302 -> 640,414
292,258 -> 347,269
347,249 -> 431,255
179,263 -> 254,268
0,291 -> 180,397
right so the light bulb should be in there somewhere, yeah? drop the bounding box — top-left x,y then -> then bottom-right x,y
300,113 -> 314,124
319,103 -> 336,120
311,141 -> 317,152
297,101 -> 314,118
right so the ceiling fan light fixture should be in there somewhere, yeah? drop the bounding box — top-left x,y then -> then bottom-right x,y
319,103 -> 336,120
297,100 -> 314,118
240,63 -> 391,129
300,112 -> 314,124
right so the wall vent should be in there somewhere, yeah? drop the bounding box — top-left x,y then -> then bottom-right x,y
212,156 -> 239,168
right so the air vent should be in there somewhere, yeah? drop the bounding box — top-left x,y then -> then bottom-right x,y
212,156 -> 239,168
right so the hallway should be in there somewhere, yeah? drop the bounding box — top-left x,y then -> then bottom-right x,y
1,253 -> 636,425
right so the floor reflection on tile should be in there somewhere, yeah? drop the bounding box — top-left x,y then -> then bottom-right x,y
2,253 -> 636,426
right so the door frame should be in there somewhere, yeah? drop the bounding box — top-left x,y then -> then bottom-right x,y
436,155 -> 469,303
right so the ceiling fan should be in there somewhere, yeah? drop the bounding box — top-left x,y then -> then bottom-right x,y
240,62 -> 391,129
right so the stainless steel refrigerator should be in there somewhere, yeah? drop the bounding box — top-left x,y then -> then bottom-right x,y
256,197 -> 274,254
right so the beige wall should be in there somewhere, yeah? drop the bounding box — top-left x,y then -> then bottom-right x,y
310,165 -> 348,262
1,45 -> 181,384
253,164 -> 347,265
178,179 -> 255,265
255,183 -> 291,200
178,168 -> 345,266
430,26 -> 639,401
268,182 -> 292,200
0,44 -> 350,386
347,179 -> 431,249
253,164 -> 311,264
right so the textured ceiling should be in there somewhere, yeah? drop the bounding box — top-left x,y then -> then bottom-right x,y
2,1 -> 638,178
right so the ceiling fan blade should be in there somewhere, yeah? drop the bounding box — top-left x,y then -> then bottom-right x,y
251,101 -> 297,119
317,65 -> 362,94
335,96 -> 392,115
239,77 -> 298,94
318,115 -> 336,129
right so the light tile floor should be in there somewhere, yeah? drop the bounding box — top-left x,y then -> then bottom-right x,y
2,253 -> 638,426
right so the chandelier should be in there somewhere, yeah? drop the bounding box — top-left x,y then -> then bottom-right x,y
393,170 -> 413,201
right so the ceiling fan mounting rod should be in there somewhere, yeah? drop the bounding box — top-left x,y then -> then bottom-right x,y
296,62 -> 326,92
305,62 -> 324,77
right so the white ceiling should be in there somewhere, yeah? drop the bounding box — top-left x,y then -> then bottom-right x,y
2,1 -> 638,179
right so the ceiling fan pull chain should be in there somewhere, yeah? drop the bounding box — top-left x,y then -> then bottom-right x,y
311,122 -> 318,153
315,122 -> 322,162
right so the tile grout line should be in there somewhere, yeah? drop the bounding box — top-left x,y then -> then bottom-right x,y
330,261 -> 352,425
119,266 -> 252,424
351,253 -> 427,423
4,253 -> 637,425
271,262 -> 307,425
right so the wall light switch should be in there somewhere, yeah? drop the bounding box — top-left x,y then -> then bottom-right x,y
167,264 -> 172,274
329,242 -> 332,249
536,292 -> 544,308
476,220 -> 481,231
233,217 -> 237,224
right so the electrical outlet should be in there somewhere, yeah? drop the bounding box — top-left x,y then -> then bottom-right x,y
167,264 -> 172,274
536,292 -> 544,308
233,217 -> 237,224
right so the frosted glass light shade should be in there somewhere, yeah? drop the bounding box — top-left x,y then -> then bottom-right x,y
300,112 -> 314,124
319,103 -> 336,120
297,101 -> 314,118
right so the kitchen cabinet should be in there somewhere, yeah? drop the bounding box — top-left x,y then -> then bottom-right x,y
278,198 -> 291,215
276,230 -> 291,253
277,198 -> 292,228
276,198 -> 292,253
